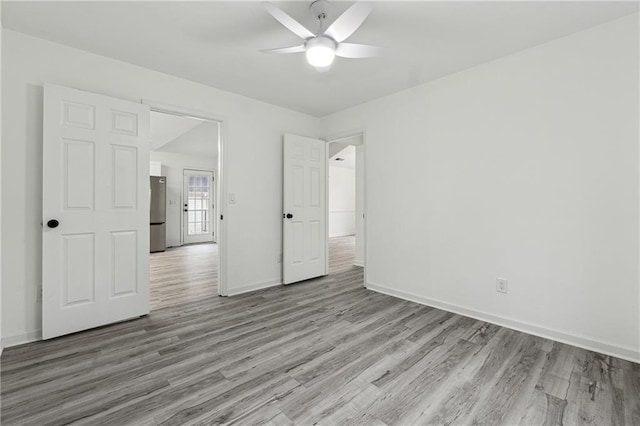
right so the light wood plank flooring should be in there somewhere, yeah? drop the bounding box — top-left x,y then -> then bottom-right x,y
2,239 -> 638,425
328,235 -> 356,275
150,243 -> 219,310
149,234 -> 355,310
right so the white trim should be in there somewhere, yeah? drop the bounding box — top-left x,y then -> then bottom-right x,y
366,281 -> 640,364
324,145 -> 330,276
354,260 -> 364,267
142,100 -> 229,296
226,279 -> 282,296
3,329 -> 42,348
361,138 -> 368,287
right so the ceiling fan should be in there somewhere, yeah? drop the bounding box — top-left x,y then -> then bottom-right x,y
261,0 -> 382,72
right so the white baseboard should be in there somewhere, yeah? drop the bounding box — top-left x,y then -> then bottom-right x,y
3,329 -> 42,348
226,279 -> 283,296
354,260 -> 364,267
366,281 -> 640,364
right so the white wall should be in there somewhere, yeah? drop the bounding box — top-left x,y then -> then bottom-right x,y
150,161 -> 162,176
149,151 -> 217,247
0,6 -> 3,355
329,166 -> 355,237
355,145 -> 364,266
1,30 -> 319,345
321,14 -> 640,361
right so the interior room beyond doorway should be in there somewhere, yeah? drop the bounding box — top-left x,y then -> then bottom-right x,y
148,110 -> 220,308
327,133 -> 364,275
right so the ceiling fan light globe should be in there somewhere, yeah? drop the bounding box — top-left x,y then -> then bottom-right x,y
306,46 -> 335,67
305,37 -> 335,67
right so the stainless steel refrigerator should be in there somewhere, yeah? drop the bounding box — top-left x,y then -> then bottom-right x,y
150,176 -> 166,252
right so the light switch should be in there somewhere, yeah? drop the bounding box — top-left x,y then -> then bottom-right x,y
229,193 -> 236,204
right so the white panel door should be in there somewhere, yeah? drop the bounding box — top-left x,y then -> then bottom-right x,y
42,84 -> 150,339
183,169 -> 215,244
283,134 -> 327,284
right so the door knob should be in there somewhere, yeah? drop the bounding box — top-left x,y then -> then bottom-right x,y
184,209 -> 188,212
286,213 -> 293,219
47,219 -> 59,228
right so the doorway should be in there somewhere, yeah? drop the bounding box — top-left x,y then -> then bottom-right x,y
147,105 -> 227,306
326,133 -> 365,276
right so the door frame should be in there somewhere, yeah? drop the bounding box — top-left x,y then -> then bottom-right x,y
143,100 -> 229,296
324,129 -> 367,286
182,168 -> 216,245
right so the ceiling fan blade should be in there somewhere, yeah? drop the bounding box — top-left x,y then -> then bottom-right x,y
261,45 -> 306,54
335,43 -> 382,58
262,2 -> 315,40
324,1 -> 372,43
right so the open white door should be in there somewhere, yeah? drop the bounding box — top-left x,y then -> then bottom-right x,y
283,134 -> 327,284
42,84 -> 150,339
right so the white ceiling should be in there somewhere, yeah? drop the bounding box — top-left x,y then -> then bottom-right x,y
3,1 -> 638,116
330,144 -> 356,169
149,111 -> 202,151
150,111 -> 219,159
157,120 -> 219,159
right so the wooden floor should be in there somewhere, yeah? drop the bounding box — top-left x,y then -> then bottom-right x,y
329,235 -> 356,275
2,238 -> 638,425
149,243 -> 219,310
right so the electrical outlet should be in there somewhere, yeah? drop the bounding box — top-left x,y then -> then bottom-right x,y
496,277 -> 508,294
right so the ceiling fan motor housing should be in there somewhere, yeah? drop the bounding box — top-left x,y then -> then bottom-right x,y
306,36 -> 336,51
